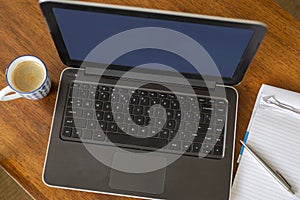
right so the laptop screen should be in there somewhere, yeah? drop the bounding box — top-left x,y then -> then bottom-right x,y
52,8 -> 254,79
41,0 -> 266,84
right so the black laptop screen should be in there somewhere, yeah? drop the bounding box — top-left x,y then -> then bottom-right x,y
52,8 -> 254,79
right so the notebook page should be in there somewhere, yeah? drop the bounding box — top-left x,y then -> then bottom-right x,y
231,85 -> 300,200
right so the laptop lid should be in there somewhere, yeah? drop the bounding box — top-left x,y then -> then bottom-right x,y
39,0 -> 266,85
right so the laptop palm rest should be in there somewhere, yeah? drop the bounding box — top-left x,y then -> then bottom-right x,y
109,152 -> 167,194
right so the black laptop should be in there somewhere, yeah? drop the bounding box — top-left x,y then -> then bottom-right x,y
39,0 -> 266,199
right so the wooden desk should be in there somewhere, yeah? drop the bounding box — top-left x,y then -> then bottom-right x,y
0,0 -> 299,199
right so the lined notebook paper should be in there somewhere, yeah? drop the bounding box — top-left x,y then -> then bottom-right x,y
231,84 -> 300,200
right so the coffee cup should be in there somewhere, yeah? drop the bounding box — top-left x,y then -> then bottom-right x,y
0,55 -> 51,101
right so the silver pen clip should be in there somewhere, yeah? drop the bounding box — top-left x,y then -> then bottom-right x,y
262,95 -> 300,114
276,171 -> 291,188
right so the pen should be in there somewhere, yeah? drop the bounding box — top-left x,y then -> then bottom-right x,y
240,140 -> 295,195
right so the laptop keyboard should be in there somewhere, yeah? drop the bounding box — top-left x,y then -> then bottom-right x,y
61,81 -> 228,159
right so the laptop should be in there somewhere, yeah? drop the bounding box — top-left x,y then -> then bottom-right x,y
39,0 -> 266,199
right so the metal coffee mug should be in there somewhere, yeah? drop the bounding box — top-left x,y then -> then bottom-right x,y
0,55 -> 51,101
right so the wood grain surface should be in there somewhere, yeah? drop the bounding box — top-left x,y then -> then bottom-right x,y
0,0 -> 299,199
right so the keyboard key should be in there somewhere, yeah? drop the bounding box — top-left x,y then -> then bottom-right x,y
79,90 -> 89,98
179,131 -> 190,141
140,90 -> 148,96
216,106 -> 226,114
168,94 -> 176,99
82,83 -> 89,89
201,104 -> 215,113
64,118 -> 86,128
192,143 -> 201,153
184,112 -> 195,121
166,109 -> 174,118
97,121 -> 107,131
140,97 -> 150,106
204,134 -> 213,143
216,116 -> 225,124
156,118 -> 166,128
119,94 -> 129,103
62,127 -> 72,137
114,113 -> 124,123
187,122 -> 197,132
72,128 -> 82,138
66,108 -> 83,117
83,130 -> 93,139
128,125 -> 138,135
159,130 -> 169,139
100,86 -> 110,91
161,99 -> 170,108
99,92 -> 110,101
94,101 -> 102,110
149,127 -> 158,136
103,112 -> 113,121
133,106 -> 143,115
154,108 -> 165,118
170,100 -> 180,109
107,133 -> 167,149
149,91 -> 157,97
111,93 -> 120,102
107,123 -> 117,132
83,100 -> 93,108
103,102 -> 112,111
124,115 -> 134,124
166,120 -> 175,129
217,99 -> 226,105
201,144 -> 213,155
215,126 -> 224,135
193,133 -> 205,142
169,130 -> 179,139
90,84 -> 98,90
112,103 -> 123,112
215,135 -> 224,146
68,98 -> 82,107
175,111 -> 181,120
138,126 -> 149,136
208,99 -> 215,104
144,107 -> 154,116
169,140 -> 181,151
93,131 -> 106,141
159,93 -> 167,98
191,102 -> 199,110
130,96 -> 139,105
83,110 -> 93,119
150,98 -> 160,105
95,111 -> 103,120
87,120 -> 97,129
135,116 -> 145,125
182,142 -> 191,152
118,124 -> 128,133
181,101 -> 190,111
204,114 -> 214,123
89,90 -> 98,100
214,145 -> 223,156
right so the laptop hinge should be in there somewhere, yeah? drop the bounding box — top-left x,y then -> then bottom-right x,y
85,67 -> 216,89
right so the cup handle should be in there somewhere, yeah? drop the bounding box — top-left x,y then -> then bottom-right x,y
0,86 -> 22,101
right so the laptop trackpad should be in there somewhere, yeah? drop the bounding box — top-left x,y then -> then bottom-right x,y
109,152 -> 167,194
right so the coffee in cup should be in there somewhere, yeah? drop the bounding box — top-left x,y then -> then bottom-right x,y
0,55 -> 51,101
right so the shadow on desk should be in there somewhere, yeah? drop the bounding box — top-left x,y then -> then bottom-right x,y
0,166 -> 33,200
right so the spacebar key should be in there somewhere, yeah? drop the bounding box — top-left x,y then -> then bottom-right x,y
107,133 -> 167,149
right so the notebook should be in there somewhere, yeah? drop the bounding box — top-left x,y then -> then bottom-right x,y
231,84 -> 300,200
